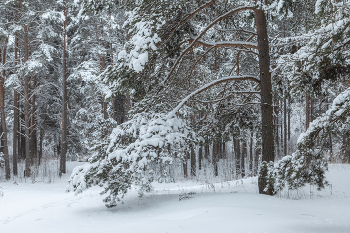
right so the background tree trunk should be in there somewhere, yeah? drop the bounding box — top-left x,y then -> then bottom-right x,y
190,147 -> 196,177
1,40 -> 10,180
13,35 -> 19,176
233,137 -> 240,177
24,26 -> 31,177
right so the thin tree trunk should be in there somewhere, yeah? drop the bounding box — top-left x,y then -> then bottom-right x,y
254,147 -> 260,176
190,146 -> 196,177
274,102 -> 279,156
212,142 -> 219,176
255,9 -> 275,195
306,94 -> 310,130
241,142 -> 246,178
60,0 -> 68,174
288,96 -> 291,152
24,26 -> 31,177
31,78 -> 37,164
249,132 -> 253,176
39,126 -> 44,165
198,146 -> 202,170
233,137 -> 240,178
0,40 -> 10,179
204,139 -> 209,160
310,96 -> 314,122
183,152 -> 188,178
222,141 -> 226,159
13,35 -> 19,176
20,110 -> 25,160
284,96 -> 287,156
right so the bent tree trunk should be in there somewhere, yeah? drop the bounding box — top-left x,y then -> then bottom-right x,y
255,9 -> 275,195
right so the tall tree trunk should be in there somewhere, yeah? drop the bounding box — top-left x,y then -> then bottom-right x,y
13,35 -> 19,176
24,26 -> 31,177
31,78 -> 37,164
60,0 -> 68,174
1,40 -> 10,180
255,9 -> 275,195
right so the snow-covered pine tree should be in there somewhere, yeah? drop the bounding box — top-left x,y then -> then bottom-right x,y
68,0 -> 284,207
268,0 -> 350,193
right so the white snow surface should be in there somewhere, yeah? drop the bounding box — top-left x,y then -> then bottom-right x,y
1,162 -> 350,233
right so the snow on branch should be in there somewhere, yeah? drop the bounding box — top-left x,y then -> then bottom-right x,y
168,75 -> 260,117
191,38 -> 258,50
163,6 -> 256,85
162,0 -> 220,42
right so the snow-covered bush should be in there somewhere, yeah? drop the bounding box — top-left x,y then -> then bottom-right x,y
69,112 -> 192,207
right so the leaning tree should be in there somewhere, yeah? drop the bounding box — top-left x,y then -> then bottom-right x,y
69,0 -> 323,206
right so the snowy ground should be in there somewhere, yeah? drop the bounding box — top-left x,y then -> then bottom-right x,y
1,162 -> 350,233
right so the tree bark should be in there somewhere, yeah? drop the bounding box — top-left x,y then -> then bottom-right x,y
24,26 -> 31,177
39,126 -> 44,165
190,146 -> 196,177
288,96 -> 291,152
212,141 -> 219,176
274,102 -> 279,156
13,35 -> 19,176
61,0 -> 68,174
233,137 -> 240,177
306,94 -> 310,130
183,152 -> 188,178
198,146 -> 202,170
0,40 -> 10,180
249,132 -> 253,175
31,78 -> 37,164
255,9 -> 275,195
114,95 -> 126,125
204,138 -> 209,160
241,142 -> 246,178
284,96 -> 287,156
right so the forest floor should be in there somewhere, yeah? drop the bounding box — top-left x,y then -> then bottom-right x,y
0,162 -> 350,233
